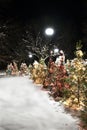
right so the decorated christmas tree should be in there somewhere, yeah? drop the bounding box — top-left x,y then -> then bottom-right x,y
80,63 -> 87,128
19,63 -> 29,76
43,54 -> 70,100
6,63 -> 13,75
6,61 -> 19,76
64,41 -> 87,110
30,59 -> 47,84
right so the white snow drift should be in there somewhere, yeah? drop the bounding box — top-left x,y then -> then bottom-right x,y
0,76 -> 79,130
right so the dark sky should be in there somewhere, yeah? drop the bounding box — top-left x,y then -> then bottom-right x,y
0,0 -> 84,44
0,0 -> 82,22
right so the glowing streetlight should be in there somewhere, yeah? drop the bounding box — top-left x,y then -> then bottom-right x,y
54,48 -> 59,54
29,54 -> 33,58
45,27 -> 54,36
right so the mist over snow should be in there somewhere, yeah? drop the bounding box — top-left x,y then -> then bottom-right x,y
0,76 -> 79,130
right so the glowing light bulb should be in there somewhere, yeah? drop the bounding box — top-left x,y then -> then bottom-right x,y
45,28 -> 54,36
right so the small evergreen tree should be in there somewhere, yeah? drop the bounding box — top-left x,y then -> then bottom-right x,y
64,41 -> 87,110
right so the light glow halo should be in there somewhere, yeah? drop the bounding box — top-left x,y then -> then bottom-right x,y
45,28 -> 54,36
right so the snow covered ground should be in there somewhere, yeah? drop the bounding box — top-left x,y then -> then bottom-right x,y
0,76 -> 79,130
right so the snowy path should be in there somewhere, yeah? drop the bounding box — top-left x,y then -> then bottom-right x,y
0,76 -> 79,130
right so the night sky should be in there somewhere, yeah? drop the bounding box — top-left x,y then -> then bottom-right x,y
0,0 -> 83,38
0,0 -> 82,21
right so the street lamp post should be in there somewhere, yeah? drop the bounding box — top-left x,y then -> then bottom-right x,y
45,27 -> 55,66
